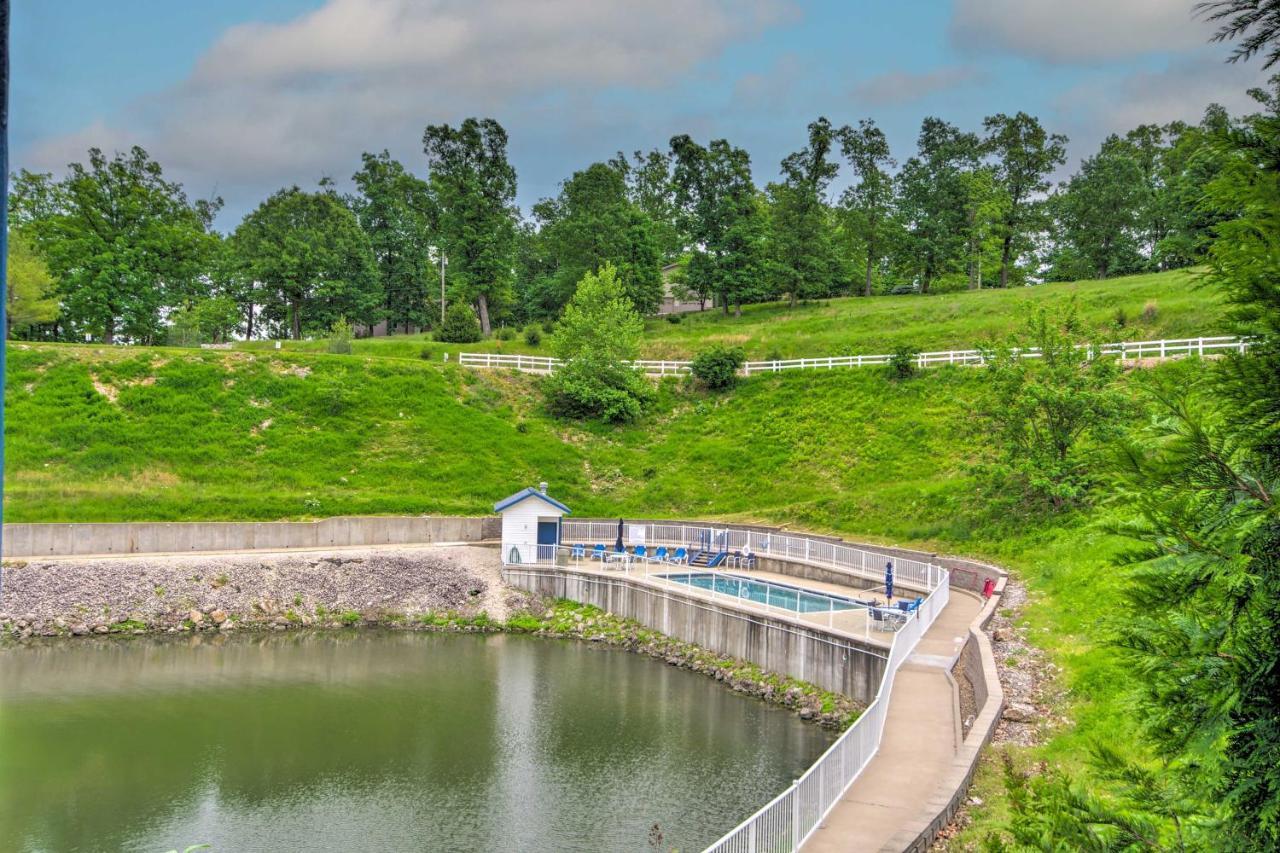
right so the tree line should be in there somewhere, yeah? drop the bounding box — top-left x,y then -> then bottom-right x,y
3,102 -> 1251,345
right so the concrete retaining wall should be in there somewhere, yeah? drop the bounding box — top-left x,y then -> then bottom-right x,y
504,565 -> 887,702
2,516 -> 500,558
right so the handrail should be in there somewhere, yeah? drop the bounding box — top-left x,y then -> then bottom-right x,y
459,335 -> 1255,377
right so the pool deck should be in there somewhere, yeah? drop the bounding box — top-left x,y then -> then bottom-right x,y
557,556 -> 924,647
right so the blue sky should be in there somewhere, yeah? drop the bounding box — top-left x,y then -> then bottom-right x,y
11,0 -> 1267,228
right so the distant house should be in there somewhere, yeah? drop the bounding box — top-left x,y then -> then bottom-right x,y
657,262 -> 713,315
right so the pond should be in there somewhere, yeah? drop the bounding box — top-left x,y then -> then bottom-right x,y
0,630 -> 836,852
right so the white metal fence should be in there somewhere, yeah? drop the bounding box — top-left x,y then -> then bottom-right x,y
560,520 -> 942,591
705,553 -> 950,851
517,520 -> 954,850
460,335 -> 1253,378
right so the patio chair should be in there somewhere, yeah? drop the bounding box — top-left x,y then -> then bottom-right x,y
730,549 -> 742,568
570,543 -> 585,560
673,547 -> 688,564
654,546 -> 669,562
634,545 -> 648,561
591,544 -> 606,561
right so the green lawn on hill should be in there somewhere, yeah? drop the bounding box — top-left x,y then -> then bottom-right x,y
0,277 -> 1224,847
232,268 -> 1226,363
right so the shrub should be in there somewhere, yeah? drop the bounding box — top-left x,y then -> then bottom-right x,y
523,325 -> 542,346
1140,300 -> 1159,324
541,319 -> 555,334
419,347 -> 433,360
690,345 -> 746,390
665,313 -> 683,324
437,302 -> 482,343
1113,307 -> 1128,329
766,347 -> 783,362
327,317 -> 353,354
495,326 -> 515,341
885,345 -> 918,381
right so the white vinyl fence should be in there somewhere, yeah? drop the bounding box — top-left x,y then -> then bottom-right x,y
460,335 -> 1253,378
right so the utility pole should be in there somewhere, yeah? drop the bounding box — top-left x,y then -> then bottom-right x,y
439,252 -> 447,325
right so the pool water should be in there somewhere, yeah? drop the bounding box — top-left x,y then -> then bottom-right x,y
658,572 -> 866,614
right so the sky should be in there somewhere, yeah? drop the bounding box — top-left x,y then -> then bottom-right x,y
10,0 -> 1271,228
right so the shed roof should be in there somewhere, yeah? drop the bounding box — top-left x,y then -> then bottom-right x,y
493,487 -> 572,515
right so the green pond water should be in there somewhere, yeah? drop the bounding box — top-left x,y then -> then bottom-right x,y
0,630 -> 837,852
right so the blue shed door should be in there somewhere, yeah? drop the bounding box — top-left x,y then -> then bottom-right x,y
537,520 -> 559,546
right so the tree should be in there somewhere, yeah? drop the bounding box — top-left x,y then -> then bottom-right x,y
839,119 -> 897,296
613,148 -> 684,260
670,135 -> 772,314
1199,0 -> 1280,67
983,112 -> 1068,288
977,305 -> 1127,510
423,118 -> 518,335
895,118 -> 980,293
769,117 -> 842,304
26,146 -> 220,343
232,187 -> 379,340
167,296 -> 241,346
436,301 -> 482,343
5,229 -> 59,337
350,151 -> 435,334
544,264 -> 652,422
532,162 -> 663,315
1051,136 -> 1149,280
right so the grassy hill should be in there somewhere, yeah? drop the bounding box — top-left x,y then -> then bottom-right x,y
0,272 -> 1226,845
234,268 -> 1226,362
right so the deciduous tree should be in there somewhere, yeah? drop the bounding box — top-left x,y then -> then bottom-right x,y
423,118 -> 518,335
232,187 -> 379,340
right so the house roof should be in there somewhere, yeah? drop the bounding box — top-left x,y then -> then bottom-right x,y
493,487 -> 572,515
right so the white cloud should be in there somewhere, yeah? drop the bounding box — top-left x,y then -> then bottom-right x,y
949,0 -> 1213,64
21,0 -> 793,221
851,65 -> 983,106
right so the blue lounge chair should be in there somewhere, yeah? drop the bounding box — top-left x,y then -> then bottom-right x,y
673,547 -> 688,564
570,543 -> 585,560
592,544 -> 606,561
634,545 -> 648,560
654,546 -> 669,562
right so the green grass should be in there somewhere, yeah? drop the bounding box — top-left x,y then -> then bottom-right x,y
2,280 -> 1220,844
237,269 -> 1227,363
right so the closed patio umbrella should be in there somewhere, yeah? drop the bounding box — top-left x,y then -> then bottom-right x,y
884,561 -> 894,601
615,518 -> 625,552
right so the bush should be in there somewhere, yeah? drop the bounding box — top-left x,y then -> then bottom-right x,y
327,317 -> 353,354
542,319 -> 556,334
495,326 -> 515,341
523,325 -> 542,346
437,302 -> 482,343
885,345 -> 918,381
419,347 -> 433,360
690,345 -> 746,390
1140,300 -> 1159,324
545,363 -> 652,423
665,313 -> 683,324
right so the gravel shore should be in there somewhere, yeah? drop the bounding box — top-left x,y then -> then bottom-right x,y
0,545 -> 520,637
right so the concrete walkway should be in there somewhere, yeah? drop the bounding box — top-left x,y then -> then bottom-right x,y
804,589 -> 983,852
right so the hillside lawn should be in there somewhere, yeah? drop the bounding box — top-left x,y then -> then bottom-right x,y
3,335 -> 1207,845
233,268 -> 1227,362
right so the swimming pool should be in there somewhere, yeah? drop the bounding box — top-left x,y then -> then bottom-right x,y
657,572 -> 867,615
